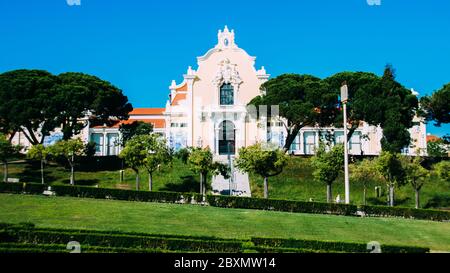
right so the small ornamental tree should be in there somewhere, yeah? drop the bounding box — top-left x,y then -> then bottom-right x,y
375,151 -> 406,207
187,147 -> 229,196
119,121 -> 153,146
434,160 -> 450,183
427,140 -> 448,158
119,135 -> 147,190
141,135 -> 172,191
350,158 -> 382,205
0,134 -> 21,182
235,143 -> 288,199
311,144 -> 344,203
50,139 -> 85,185
402,156 -> 430,209
27,144 -> 50,184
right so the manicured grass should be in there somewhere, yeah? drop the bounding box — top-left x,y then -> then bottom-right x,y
249,157 -> 450,207
2,157 -> 448,208
0,193 -> 449,251
3,159 -> 201,192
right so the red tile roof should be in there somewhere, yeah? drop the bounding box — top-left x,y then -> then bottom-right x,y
176,83 -> 187,92
172,93 -> 187,106
129,108 -> 165,115
92,119 -> 166,129
426,135 -> 441,143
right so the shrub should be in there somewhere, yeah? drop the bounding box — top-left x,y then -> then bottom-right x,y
50,184 -> 201,204
358,205 -> 450,221
5,229 -> 243,252
0,182 -> 23,193
206,195 -> 358,216
424,194 -> 450,209
251,237 -> 429,253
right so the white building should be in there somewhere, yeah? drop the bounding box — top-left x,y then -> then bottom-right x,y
11,26 -> 427,157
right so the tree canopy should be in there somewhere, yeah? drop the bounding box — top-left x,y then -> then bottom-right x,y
249,74 -> 338,151
48,138 -> 85,185
187,147 -> 229,195
235,143 -> 288,198
325,66 -> 418,152
420,83 -> 450,126
0,69 -> 133,144
375,151 -> 406,206
311,144 -> 344,203
119,121 -> 153,145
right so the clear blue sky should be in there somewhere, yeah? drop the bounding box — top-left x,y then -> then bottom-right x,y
0,0 -> 449,136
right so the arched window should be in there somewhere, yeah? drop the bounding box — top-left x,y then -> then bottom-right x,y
220,83 -> 234,105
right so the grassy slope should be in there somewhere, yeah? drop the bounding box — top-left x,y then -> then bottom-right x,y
3,159 -> 201,192
2,157 -> 448,207
250,157 -> 449,207
0,194 -> 449,251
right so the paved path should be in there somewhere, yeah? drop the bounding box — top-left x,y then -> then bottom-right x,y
211,155 -> 251,197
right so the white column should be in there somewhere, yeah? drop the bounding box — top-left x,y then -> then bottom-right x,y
102,132 -> 108,156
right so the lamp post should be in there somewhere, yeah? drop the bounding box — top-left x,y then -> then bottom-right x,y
227,141 -> 233,196
340,83 -> 350,204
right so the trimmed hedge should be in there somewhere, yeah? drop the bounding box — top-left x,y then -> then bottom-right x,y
251,237 -> 430,253
0,242 -> 171,253
50,184 -> 203,204
0,182 -> 24,193
1,182 -> 449,221
0,223 -> 432,253
359,205 -> 450,221
207,195 -> 358,216
3,229 -> 243,253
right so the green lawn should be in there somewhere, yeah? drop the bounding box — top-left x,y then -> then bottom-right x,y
3,158 -> 201,192
0,193 -> 449,251
250,157 -> 450,207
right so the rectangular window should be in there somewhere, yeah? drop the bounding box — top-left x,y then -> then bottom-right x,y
350,132 -> 362,155
304,132 -> 316,155
220,84 -> 234,105
91,133 -> 103,154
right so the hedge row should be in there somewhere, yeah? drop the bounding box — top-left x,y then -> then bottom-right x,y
0,223 -> 431,253
0,242 -> 171,253
251,237 -> 430,253
207,195 -> 358,216
0,222 -> 241,243
3,229 -> 244,253
359,205 -> 450,222
50,184 -> 204,204
1,182 -> 449,221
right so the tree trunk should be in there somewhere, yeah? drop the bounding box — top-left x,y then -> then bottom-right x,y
199,173 -> 203,195
69,155 -> 75,185
202,172 -> 207,196
3,161 -> 8,183
148,172 -> 153,191
41,159 -> 45,184
135,172 -> 140,191
415,188 -> 420,209
363,186 -> 367,206
282,126 -> 301,152
389,183 -> 394,207
326,183 -> 332,203
263,177 -> 269,199
70,164 -> 74,185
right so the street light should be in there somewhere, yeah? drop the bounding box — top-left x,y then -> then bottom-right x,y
340,83 -> 350,204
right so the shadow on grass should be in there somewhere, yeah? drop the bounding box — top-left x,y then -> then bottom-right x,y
367,196 -> 411,206
17,163 -> 58,184
159,175 -> 200,193
59,179 -> 100,186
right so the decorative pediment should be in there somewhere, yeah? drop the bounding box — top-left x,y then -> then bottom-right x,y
212,58 -> 242,86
